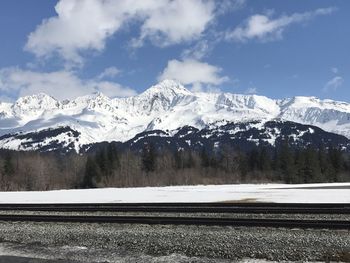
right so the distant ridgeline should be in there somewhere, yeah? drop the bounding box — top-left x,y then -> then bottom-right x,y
0,121 -> 349,191
1,120 -> 349,154
0,80 -> 350,189
1,79 -> 350,154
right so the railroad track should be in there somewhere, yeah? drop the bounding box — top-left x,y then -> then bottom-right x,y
0,203 -> 348,229
0,203 -> 349,214
0,214 -> 348,229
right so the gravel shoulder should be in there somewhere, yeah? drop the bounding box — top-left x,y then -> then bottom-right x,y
0,256 -> 80,263
0,221 -> 349,262
0,211 -> 349,221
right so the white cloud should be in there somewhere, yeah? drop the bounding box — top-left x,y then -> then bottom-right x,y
89,80 -> 135,98
25,0 -> 216,64
226,7 -> 336,42
0,67 -> 136,100
97,66 -> 120,79
25,0 -> 124,65
323,76 -> 344,92
216,0 -> 246,15
181,40 -> 211,60
158,59 -> 228,91
331,67 -> 339,74
245,87 -> 257,94
135,0 -> 215,47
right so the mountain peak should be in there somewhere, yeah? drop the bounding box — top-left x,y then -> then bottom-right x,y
1,85 -> 350,153
15,93 -> 57,103
89,91 -> 110,100
143,79 -> 192,97
14,93 -> 59,109
130,80 -> 193,114
67,91 -> 112,111
10,93 -> 60,118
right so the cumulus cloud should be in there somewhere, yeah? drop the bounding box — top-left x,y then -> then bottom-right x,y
97,66 -> 121,80
323,76 -> 344,92
226,7 -> 336,42
25,0 -> 123,64
158,59 -> 228,91
25,0 -> 216,64
0,67 -> 136,101
134,0 -> 214,47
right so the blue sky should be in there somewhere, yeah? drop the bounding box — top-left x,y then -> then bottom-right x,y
0,0 -> 348,102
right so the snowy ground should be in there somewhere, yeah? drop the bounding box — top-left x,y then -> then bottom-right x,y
0,183 -> 349,203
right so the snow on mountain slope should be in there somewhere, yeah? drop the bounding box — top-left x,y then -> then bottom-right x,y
278,96 -> 350,138
0,127 -> 82,153
0,79 -> 350,152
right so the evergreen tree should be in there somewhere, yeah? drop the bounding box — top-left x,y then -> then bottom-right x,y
82,156 -> 101,188
93,144 -> 120,178
107,144 -> 120,171
278,141 -> 296,183
328,147 -> 344,180
238,152 -> 248,181
142,143 -> 156,173
3,152 -> 15,177
200,148 -> 210,168
294,149 -> 306,183
173,150 -> 183,170
248,149 -> 259,171
184,151 -> 195,169
220,145 -> 232,172
258,147 -> 272,172
303,147 -> 321,183
210,151 -> 221,169
272,148 -> 281,180
95,149 -> 109,176
318,147 -> 333,182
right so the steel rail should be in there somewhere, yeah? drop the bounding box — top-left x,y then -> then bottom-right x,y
0,203 -> 349,207
0,214 -> 348,229
0,203 -> 349,214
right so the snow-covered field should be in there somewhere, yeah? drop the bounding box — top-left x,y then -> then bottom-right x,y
0,183 -> 349,203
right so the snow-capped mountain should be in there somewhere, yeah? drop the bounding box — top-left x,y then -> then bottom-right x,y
0,79 -> 350,152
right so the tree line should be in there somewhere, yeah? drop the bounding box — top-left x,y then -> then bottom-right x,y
0,142 -> 349,191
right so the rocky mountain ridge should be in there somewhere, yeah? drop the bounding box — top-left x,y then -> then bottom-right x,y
1,79 -> 350,152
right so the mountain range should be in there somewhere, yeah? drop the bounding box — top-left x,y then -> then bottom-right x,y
1,79 -> 350,153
